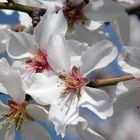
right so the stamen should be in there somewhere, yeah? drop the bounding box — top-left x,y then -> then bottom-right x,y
0,100 -> 32,131
25,48 -> 52,73
59,66 -> 87,99
63,1 -> 87,26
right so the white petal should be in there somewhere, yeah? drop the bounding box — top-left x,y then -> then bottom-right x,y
0,25 -> 9,53
68,39 -> 88,56
0,58 -> 12,82
47,34 -> 71,73
69,0 -> 83,4
80,87 -> 113,119
67,40 -> 88,67
70,116 -> 105,140
40,0 -> 63,10
0,83 -> 7,94
111,14 -> 130,46
118,46 -> 140,77
18,12 -> 32,28
26,73 -> 64,105
75,24 -> 106,46
11,61 -> 29,77
0,124 -> 15,140
79,127 -> 105,140
114,79 -> 140,113
70,116 -> 88,127
35,10 -> 67,47
7,31 -> 35,59
0,101 -> 9,115
118,54 -> 140,78
13,0 -> 43,7
22,120 -> 50,140
84,20 -> 103,31
85,0 -> 125,22
27,104 -> 48,123
3,71 -> 25,103
80,40 -> 118,76
4,126 -> 15,140
49,94 -> 79,137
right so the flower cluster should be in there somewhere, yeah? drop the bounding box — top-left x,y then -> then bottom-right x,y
0,0 -> 140,140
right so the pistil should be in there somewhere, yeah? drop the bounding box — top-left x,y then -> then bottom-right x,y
59,66 -> 87,99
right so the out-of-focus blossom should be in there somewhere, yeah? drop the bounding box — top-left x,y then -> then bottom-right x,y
41,0 -> 125,43
111,13 -> 130,46
13,0 -> 43,8
68,116 -> 105,140
118,45 -> 140,78
0,70 -> 50,140
18,12 -> 32,28
26,34 -> 118,136
129,16 -> 140,47
112,112 -> 140,140
116,0 -> 135,5
0,25 -> 10,54
114,79 -> 140,113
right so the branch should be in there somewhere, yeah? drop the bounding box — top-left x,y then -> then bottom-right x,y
0,2 -> 33,14
0,2 -> 46,26
87,74 -> 135,88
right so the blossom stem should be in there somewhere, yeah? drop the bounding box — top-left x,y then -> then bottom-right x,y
87,74 -> 135,88
0,2 -> 33,14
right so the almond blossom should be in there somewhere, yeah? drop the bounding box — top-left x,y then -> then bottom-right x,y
26,34 -> 118,136
111,25 -> 140,113
118,45 -> 140,78
13,0 -> 43,8
41,0 -> 126,37
6,10 -> 67,78
0,70 -> 50,140
114,79 -> 140,113
67,116 -> 105,140
0,25 -> 10,54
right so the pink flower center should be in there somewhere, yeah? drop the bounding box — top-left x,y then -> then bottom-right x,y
59,66 -> 87,98
25,48 -> 52,73
0,100 -> 32,131
63,1 -> 86,26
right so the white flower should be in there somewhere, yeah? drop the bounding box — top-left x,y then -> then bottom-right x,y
116,0 -> 135,5
0,70 -> 50,140
114,79 -> 140,113
26,34 -> 118,136
18,12 -> 32,28
41,0 -> 125,30
6,10 -> 67,78
0,58 -> 14,93
41,0 -> 125,23
129,16 -> 140,47
67,116 -> 106,140
39,0 -> 126,45
0,25 -> 10,54
118,46 -> 140,78
112,112 -> 140,140
111,13 -> 130,46
13,0 -> 43,8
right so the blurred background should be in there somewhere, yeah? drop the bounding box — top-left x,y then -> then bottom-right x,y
1,1 -> 140,140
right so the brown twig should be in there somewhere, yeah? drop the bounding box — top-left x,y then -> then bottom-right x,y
87,74 -> 135,88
